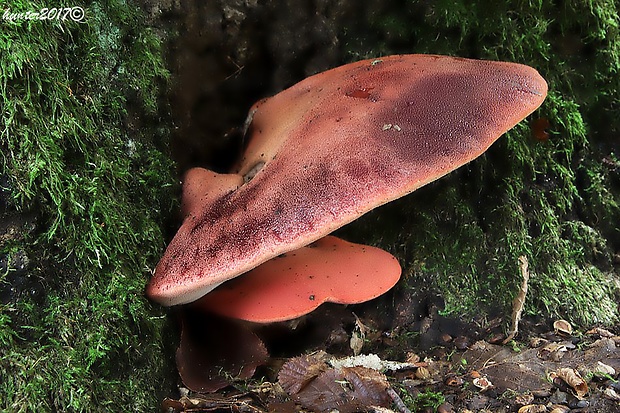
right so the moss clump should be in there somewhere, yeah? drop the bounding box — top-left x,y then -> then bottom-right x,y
341,0 -> 620,326
399,387 -> 446,411
1,0 -> 176,411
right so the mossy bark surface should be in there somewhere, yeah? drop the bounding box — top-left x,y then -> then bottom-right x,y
1,0 -> 177,411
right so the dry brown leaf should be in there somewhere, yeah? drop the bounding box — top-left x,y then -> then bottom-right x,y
460,344 -> 551,394
517,404 -> 547,413
553,320 -> 572,336
405,352 -> 420,364
472,376 -> 493,391
444,375 -> 464,387
279,354 -> 391,412
552,368 -> 588,398
414,366 -> 430,380
514,392 -> 534,406
537,341 -> 573,362
548,405 -> 570,413
585,327 -> 615,338
459,335 -> 620,397
579,360 -> 616,378
603,387 -> 620,402
350,314 -> 368,356
278,351 -> 329,395
161,393 -> 264,413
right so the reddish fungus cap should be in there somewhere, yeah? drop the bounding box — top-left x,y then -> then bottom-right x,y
180,167 -> 243,218
194,236 -> 402,323
147,54 -> 548,306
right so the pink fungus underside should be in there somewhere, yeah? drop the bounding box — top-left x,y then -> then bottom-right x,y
147,54 -> 548,306
195,236 -> 402,323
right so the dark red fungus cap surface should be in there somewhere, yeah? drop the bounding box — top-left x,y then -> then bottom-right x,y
147,54 -> 548,306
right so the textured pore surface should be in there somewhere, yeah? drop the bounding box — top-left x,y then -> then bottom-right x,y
147,54 -> 547,306
180,168 -> 243,217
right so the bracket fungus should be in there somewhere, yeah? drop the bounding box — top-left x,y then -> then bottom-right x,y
194,236 -> 402,323
180,167 -> 243,218
147,54 -> 547,306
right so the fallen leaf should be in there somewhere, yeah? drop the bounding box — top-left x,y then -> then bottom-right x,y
503,255 -> 530,344
551,368 -> 588,398
279,352 -> 391,412
517,404 -> 547,413
277,352 -> 329,395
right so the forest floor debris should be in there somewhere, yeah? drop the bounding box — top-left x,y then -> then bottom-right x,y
161,302 -> 620,412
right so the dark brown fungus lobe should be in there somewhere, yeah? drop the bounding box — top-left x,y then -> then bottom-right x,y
175,311 -> 268,393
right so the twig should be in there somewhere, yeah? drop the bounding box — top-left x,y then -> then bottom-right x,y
386,387 -> 412,413
503,255 -> 530,344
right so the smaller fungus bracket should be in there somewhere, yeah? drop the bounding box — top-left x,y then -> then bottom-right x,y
194,236 -> 402,323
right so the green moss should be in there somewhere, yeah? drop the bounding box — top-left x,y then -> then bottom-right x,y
342,0 -> 620,325
399,387 -> 446,411
1,0 -> 176,411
